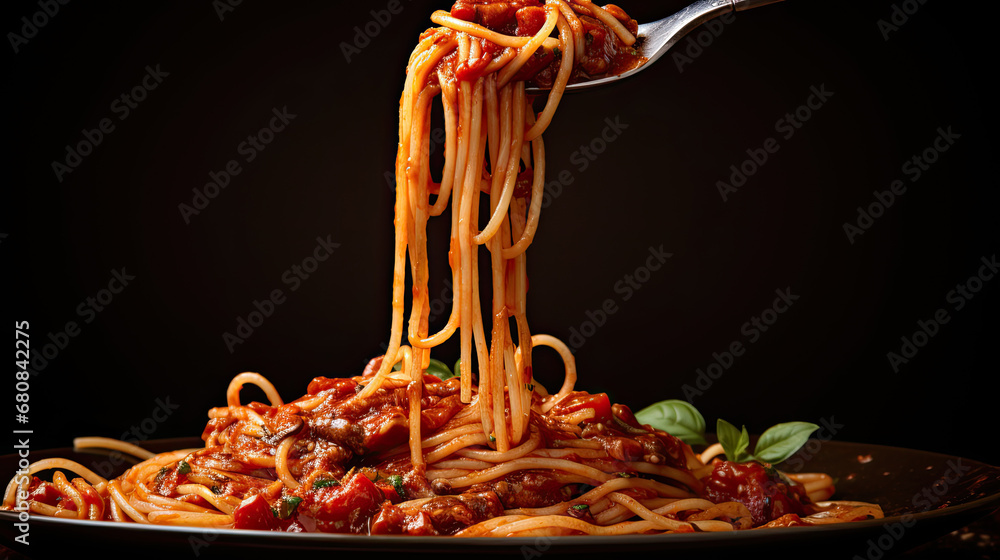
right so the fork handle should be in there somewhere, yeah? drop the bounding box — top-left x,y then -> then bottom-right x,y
732,0 -> 786,11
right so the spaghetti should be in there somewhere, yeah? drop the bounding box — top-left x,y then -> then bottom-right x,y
3,0 -> 881,536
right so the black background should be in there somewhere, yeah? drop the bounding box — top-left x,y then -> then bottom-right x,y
3,0 -> 997,485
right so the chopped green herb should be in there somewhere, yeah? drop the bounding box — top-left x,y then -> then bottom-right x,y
313,477 -> 340,488
570,504 -> 589,511
387,474 -> 405,499
615,472 -> 634,478
552,47 -> 562,59
177,461 -> 191,475
155,467 -> 168,482
488,433 -> 496,443
274,496 -> 303,519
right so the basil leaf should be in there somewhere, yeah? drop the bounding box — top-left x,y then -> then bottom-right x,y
312,477 -> 340,488
753,422 -> 819,464
274,496 -> 302,519
633,399 -> 707,445
717,419 -> 752,462
426,359 -> 456,380
395,358 -> 456,380
177,460 -> 191,475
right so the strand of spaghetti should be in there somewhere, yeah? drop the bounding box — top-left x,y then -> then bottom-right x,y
175,484 -> 240,515
474,83 -> 521,245
70,478 -> 105,520
496,4 -> 559,88
482,47 -> 518,75
275,436 -> 300,490
698,442 -> 725,463
456,35 -> 481,406
506,476 -> 694,517
625,462 -> 703,493
146,511 -> 234,527
523,8 -> 574,141
51,471 -> 87,520
430,11 -> 560,50
502,113 -> 546,258
227,372 -> 283,407
452,514 -> 534,536
556,0 -> 585,60
429,68 -> 458,217
424,432 -> 489,464
29,502 -> 76,518
488,309 -> 510,451
142,492 -> 216,514
421,422 -> 483,447
456,428 -> 541,462
503,335 -> 526,444
431,458 -> 495,470
571,0 -> 636,45
358,40 -> 445,399
531,334 -> 577,410
685,502 -> 753,529
471,515 -> 665,537
73,437 -> 156,460
528,447 -> 607,458
607,492 -> 699,532
3,458 -> 108,507
446,457 -> 613,488
108,478 -> 149,524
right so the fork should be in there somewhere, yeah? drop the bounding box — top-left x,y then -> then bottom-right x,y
526,0 -> 786,93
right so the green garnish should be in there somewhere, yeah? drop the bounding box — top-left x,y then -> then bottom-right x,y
488,433 -> 496,443
273,496 -> 303,519
552,47 -> 562,59
394,358 -> 457,380
634,400 -> 708,445
313,477 -> 340,488
177,461 -> 191,475
635,400 -> 818,465
615,472 -> 634,478
570,504 -> 589,511
387,474 -> 405,499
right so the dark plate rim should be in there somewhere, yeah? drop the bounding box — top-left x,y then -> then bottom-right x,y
2,438 -> 999,549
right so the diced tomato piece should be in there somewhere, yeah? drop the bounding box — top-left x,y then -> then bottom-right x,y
307,473 -> 385,534
233,495 -> 282,531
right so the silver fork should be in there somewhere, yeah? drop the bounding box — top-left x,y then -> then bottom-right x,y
526,0 -> 786,93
